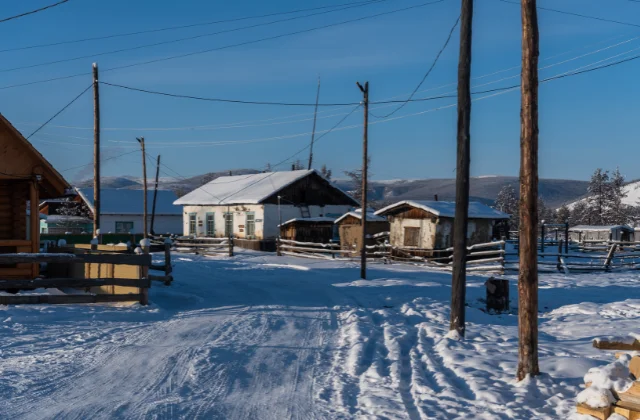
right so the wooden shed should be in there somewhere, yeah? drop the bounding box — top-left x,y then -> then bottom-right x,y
279,217 -> 336,244
374,200 -> 509,251
334,210 -> 389,252
0,115 -> 70,278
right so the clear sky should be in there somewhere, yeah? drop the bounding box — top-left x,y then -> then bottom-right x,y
1,0 -> 639,183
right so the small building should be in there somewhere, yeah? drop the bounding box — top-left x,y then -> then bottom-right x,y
374,200 -> 509,250
173,170 -> 358,242
334,209 -> 389,252
280,217 -> 336,244
39,191 -> 92,234
0,114 -> 70,278
74,188 -> 182,234
569,225 -> 634,243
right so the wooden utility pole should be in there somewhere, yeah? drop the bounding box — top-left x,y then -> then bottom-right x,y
137,137 -> 148,239
517,0 -> 541,381
357,81 -> 369,280
308,77 -> 321,170
450,0 -> 473,338
150,154 -> 161,235
92,63 -> 101,236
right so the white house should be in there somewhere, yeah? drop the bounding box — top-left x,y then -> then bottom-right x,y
173,170 -> 359,240
76,188 -> 182,234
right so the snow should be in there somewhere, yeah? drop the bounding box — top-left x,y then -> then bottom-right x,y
375,200 -> 511,219
571,225 -> 634,232
174,169 -> 355,206
576,386 -> 615,408
76,188 -> 181,215
280,216 -> 336,226
139,238 -> 151,247
3,252 -> 640,418
334,210 -> 387,224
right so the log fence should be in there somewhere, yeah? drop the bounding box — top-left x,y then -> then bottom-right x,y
173,236 -> 234,256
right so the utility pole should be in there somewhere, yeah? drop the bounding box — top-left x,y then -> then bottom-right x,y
517,0 -> 540,381
150,154 -> 161,236
137,137 -> 148,240
308,77 -> 321,170
356,81 -> 369,280
450,0 -> 473,338
92,63 -> 101,237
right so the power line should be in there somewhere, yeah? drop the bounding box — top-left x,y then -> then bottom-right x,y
26,84 -> 92,139
0,0 -> 69,24
0,0 -> 392,74
371,13 -> 460,119
496,0 -> 640,29
59,150 -> 139,173
0,0 -> 386,53
0,0 -> 447,91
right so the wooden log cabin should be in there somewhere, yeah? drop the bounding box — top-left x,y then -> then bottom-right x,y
0,115 -> 70,278
334,209 -> 389,252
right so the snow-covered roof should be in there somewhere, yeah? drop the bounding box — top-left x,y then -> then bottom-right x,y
76,188 -> 181,215
280,217 -> 336,227
173,170 -> 356,206
375,200 -> 510,219
570,225 -> 634,232
334,210 -> 387,224
45,215 -> 92,224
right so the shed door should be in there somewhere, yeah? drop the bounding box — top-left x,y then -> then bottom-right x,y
404,227 -> 420,247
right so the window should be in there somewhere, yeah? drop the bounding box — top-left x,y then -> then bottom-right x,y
246,212 -> 255,237
115,221 -> 134,234
224,213 -> 234,237
188,213 -> 196,235
404,227 -> 420,247
206,213 -> 215,237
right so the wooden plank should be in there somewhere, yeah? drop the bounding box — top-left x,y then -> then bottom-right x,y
0,268 -> 34,276
593,337 -> 640,350
0,293 -> 143,305
0,277 -> 150,290
0,253 -> 151,266
576,403 -> 612,420
0,240 -> 31,246
149,274 -> 173,284
614,400 -> 640,420
617,382 -> 640,406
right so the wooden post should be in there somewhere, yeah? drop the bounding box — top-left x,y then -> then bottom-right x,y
450,0 -> 473,338
557,239 -> 563,272
228,235 -> 234,257
150,154 -> 160,235
356,81 -> 369,280
540,223 -> 545,253
30,180 -> 39,277
92,63 -> 101,237
604,243 -> 617,271
565,222 -> 569,253
277,236 -> 282,256
137,137 -> 148,239
140,243 -> 149,305
500,237 -> 506,274
164,240 -> 173,284
517,0 -> 541,381
308,77 -> 321,170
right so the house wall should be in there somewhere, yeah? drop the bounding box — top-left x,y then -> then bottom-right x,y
338,218 -> 390,252
98,214 -> 182,235
180,204 -> 352,239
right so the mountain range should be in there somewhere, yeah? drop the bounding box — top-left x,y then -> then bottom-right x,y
75,171 -> 591,209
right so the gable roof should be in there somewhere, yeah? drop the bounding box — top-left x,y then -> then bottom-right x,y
375,200 -> 510,219
334,209 -> 387,224
76,188 -> 181,215
174,170 -> 356,206
0,114 -> 69,198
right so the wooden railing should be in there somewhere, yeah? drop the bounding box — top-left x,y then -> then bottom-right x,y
173,236 -> 234,256
390,241 -> 506,273
277,238 -> 391,260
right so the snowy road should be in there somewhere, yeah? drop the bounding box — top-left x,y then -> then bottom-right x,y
1,251 -> 638,419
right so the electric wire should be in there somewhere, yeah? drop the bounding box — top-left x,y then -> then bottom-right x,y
26,84 -> 92,139
0,0 -> 69,24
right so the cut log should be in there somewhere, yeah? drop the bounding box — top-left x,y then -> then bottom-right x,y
617,382 -> 640,406
576,403 -> 612,420
593,337 -> 640,351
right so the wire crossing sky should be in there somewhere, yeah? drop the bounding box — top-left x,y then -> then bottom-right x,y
1,0 -> 640,182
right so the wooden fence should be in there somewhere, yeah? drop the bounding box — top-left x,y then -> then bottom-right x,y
0,251 -> 152,305
390,241 -> 506,273
173,236 -> 234,256
277,238 -> 391,260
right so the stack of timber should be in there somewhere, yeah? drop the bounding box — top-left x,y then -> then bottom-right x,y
575,337 -> 640,419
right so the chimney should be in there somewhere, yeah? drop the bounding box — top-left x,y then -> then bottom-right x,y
434,194 -> 438,201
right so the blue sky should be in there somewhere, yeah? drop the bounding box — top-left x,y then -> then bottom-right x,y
1,0 -> 639,183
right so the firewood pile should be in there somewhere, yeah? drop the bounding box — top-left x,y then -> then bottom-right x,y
576,337 -> 640,419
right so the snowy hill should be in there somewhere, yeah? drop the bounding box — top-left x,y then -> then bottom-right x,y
566,180 -> 640,209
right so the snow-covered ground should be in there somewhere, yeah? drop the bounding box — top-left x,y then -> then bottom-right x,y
1,251 -> 638,419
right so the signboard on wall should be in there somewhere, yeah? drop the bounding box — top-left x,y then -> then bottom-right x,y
255,219 -> 263,223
